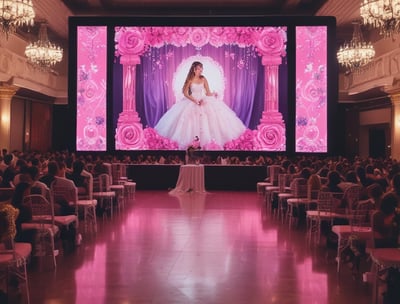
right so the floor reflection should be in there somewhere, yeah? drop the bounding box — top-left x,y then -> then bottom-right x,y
170,192 -> 207,218
27,191 -> 371,304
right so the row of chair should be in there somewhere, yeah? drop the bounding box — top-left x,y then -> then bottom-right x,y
0,164 -> 137,303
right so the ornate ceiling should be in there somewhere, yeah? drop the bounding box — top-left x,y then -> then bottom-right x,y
31,0 -> 361,44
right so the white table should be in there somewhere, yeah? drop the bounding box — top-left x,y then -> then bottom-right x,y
170,165 -> 206,194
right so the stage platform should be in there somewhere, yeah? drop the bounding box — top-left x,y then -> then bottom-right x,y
126,164 -> 267,191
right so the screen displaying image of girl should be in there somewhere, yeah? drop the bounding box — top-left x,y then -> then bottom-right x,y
154,61 -> 246,149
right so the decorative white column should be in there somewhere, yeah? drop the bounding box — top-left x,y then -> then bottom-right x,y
0,84 -> 18,151
115,55 -> 145,150
390,93 -> 400,161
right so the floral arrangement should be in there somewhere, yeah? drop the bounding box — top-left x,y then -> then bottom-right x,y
0,203 -> 19,241
115,26 -> 287,58
142,127 -> 179,150
187,136 -> 201,152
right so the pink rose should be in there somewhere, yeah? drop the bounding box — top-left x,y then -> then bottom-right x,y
118,124 -> 143,147
190,28 -> 210,48
117,27 -> 146,56
256,124 -> 285,151
209,27 -> 225,47
301,80 -> 323,103
79,79 -> 106,104
145,27 -> 166,48
255,28 -> 286,57
170,27 -> 191,47
223,27 -> 238,45
235,27 -> 255,47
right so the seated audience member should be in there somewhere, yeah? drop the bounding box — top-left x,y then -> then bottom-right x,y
11,176 -> 33,242
371,192 -> 400,248
365,183 -> 384,210
39,161 -> 59,188
0,154 -> 16,187
92,160 -> 109,178
321,170 -> 344,194
308,174 -> 322,199
66,160 -> 88,197
28,166 -> 49,196
388,173 -> 400,205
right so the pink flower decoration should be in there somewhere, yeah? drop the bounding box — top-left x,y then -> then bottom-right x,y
223,27 -> 238,45
236,27 -> 255,47
256,124 -> 285,151
209,27 -> 225,47
301,79 -> 323,103
170,27 -> 191,47
117,27 -> 146,56
118,123 -> 144,148
255,28 -> 286,57
79,79 -> 106,104
144,27 -> 166,48
203,140 -> 221,150
190,28 -> 210,48
143,128 -> 179,150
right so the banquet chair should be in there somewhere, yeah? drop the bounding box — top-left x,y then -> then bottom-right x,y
258,165 -> 282,197
109,165 -> 126,210
286,184 -> 319,229
332,200 -> 374,273
111,163 -> 127,185
50,178 -> 80,249
0,204 -> 31,304
93,173 -> 116,219
21,194 -> 59,269
277,177 -> 306,222
76,171 -> 98,233
264,169 -> 285,211
306,192 -> 338,244
342,184 -> 361,211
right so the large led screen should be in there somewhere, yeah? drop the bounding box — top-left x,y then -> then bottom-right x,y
72,17 -> 335,153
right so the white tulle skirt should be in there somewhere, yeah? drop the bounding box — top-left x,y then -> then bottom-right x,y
154,96 -> 246,149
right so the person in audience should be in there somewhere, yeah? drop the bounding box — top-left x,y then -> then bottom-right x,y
0,154 -> 16,187
388,172 -> 400,206
92,160 -> 109,178
371,192 -> 400,248
66,160 -> 89,198
321,170 -> 343,194
362,183 -> 384,210
39,161 -> 59,188
28,166 -> 49,196
10,168 -> 40,242
308,173 -> 321,199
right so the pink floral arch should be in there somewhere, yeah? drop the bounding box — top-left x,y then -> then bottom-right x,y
114,26 -> 287,150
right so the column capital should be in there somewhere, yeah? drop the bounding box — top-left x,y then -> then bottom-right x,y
0,83 -> 18,98
388,92 -> 400,106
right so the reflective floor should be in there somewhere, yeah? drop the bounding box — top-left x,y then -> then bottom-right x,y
28,191 -> 371,304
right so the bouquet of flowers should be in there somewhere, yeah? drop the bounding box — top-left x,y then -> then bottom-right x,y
186,136 -> 201,164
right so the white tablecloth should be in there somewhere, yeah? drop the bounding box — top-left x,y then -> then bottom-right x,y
170,165 -> 206,194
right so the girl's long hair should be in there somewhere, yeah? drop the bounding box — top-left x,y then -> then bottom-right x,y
182,61 -> 203,94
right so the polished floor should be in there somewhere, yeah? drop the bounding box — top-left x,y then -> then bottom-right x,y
27,191 -> 371,304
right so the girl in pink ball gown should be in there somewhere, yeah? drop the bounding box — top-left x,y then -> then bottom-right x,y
155,61 -> 246,150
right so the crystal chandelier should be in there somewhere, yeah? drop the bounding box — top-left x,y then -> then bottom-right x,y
360,0 -> 400,37
337,21 -> 375,70
0,0 -> 35,37
25,23 -> 63,68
